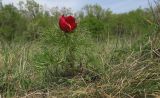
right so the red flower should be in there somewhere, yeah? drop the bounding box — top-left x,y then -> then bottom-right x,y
59,15 -> 77,33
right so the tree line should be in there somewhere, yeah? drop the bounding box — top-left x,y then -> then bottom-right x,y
0,0 -> 154,42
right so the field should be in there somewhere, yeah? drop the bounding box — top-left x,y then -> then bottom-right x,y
0,0 -> 160,98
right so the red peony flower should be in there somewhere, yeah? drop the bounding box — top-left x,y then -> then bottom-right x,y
59,15 -> 77,33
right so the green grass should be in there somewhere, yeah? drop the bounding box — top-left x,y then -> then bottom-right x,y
0,27 -> 160,98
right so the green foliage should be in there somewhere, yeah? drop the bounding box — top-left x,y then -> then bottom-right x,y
80,16 -> 105,41
34,26 -> 98,85
0,1 -> 153,42
0,5 -> 27,42
0,0 -> 160,97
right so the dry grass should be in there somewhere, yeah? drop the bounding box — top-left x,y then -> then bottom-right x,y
0,29 -> 159,98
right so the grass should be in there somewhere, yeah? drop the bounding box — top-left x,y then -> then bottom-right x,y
0,25 -> 160,98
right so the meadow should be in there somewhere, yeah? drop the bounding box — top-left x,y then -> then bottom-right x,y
0,0 -> 160,97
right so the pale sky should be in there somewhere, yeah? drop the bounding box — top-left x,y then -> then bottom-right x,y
2,0 -> 155,13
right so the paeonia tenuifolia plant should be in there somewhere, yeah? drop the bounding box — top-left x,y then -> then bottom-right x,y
58,15 -> 78,75
59,15 -> 77,33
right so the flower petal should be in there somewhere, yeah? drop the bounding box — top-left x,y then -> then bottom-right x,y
59,15 -> 77,32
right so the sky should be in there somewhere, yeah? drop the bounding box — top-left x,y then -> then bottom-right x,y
2,0 -> 155,13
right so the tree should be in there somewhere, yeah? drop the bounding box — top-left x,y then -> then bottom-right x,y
0,4 -> 27,42
25,0 -> 41,18
83,4 -> 105,19
0,0 -> 2,9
